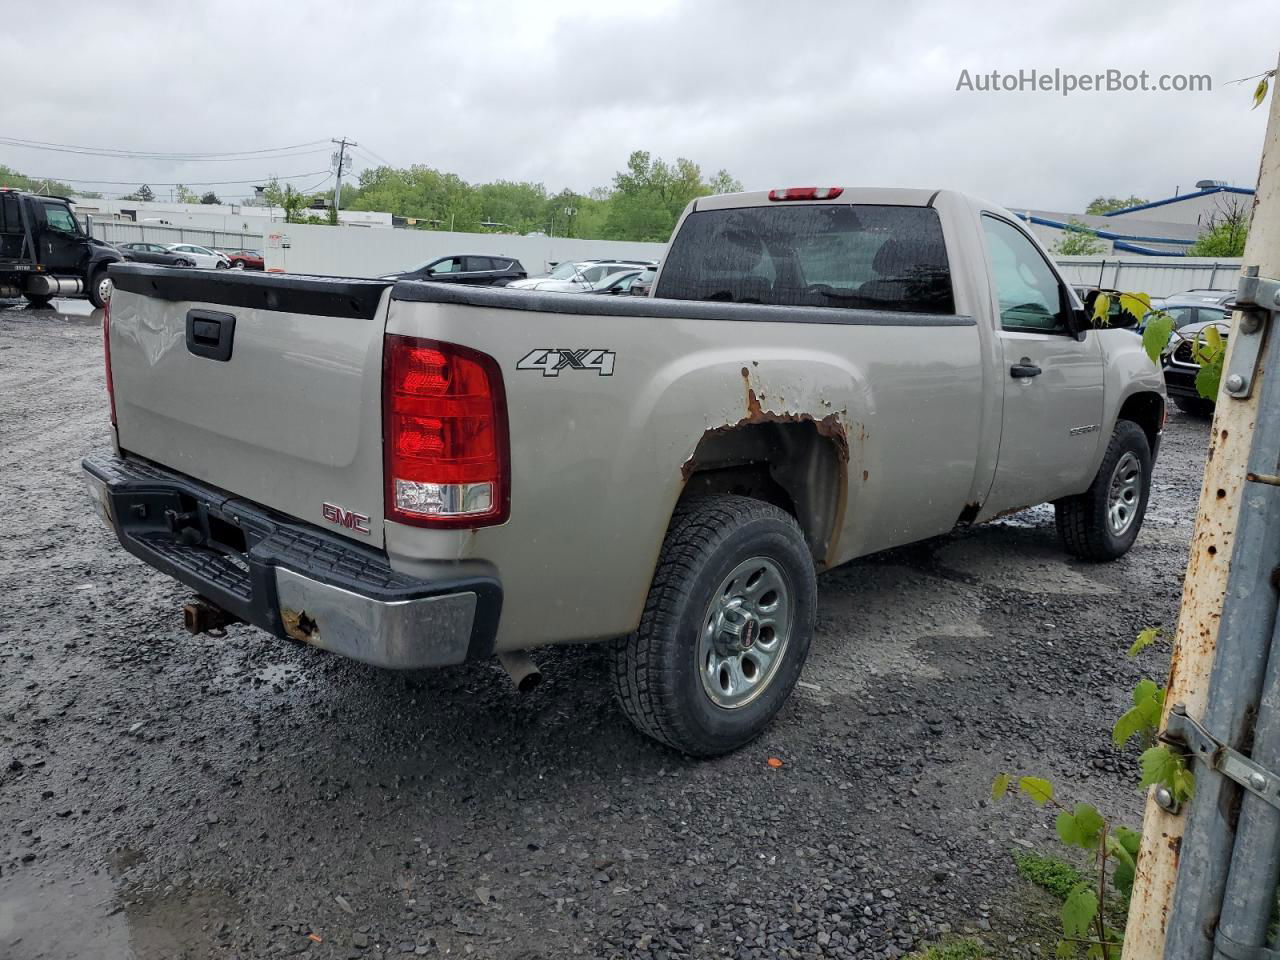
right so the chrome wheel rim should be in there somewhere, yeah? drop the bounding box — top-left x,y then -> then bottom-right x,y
697,556 -> 793,709
98,276 -> 113,303
1108,451 -> 1142,536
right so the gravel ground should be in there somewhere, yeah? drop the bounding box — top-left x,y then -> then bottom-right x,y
0,300 -> 1209,960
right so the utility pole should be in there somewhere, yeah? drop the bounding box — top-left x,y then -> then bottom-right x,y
1122,54 -> 1280,959
331,137 -> 356,219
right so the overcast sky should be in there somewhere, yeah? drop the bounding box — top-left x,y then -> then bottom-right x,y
5,0 -> 1278,212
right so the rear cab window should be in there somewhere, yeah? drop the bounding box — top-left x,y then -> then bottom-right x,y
654,203 -> 955,314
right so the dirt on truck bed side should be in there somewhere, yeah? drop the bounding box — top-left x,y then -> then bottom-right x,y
0,299 -> 1205,960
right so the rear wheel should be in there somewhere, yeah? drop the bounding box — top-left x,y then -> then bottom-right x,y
610,495 -> 816,756
1055,420 -> 1152,562
87,267 -> 112,309
1174,395 -> 1214,417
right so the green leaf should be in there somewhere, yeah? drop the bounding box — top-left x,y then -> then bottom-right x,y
1113,825 -> 1142,858
1093,293 -> 1112,325
1113,681 -> 1164,747
1112,706 -> 1147,747
1056,939 -> 1077,959
1128,626 -> 1164,657
1141,312 -> 1175,366
1020,776 -> 1055,807
992,772 -> 1011,801
1062,883 -> 1099,938
1118,293 -> 1151,326
1195,351 -> 1224,402
1140,745 -> 1195,803
1255,75 -> 1270,109
1056,802 -> 1106,849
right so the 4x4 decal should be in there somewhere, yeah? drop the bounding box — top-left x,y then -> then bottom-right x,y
517,348 -> 615,377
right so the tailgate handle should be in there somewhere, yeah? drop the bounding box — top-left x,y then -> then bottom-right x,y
186,310 -> 236,362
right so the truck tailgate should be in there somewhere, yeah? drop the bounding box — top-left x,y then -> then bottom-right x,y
108,266 -> 394,547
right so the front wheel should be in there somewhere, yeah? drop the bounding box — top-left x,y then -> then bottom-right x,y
1055,420 -> 1152,562
87,268 -> 112,309
215,260 -> 229,269
610,495 -> 816,756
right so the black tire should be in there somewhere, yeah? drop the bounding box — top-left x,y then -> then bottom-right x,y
22,293 -> 52,308
87,267 -> 112,309
178,259 -> 194,268
1055,420 -> 1152,562
610,495 -> 817,756
1174,395 -> 1214,417
215,260 -> 229,269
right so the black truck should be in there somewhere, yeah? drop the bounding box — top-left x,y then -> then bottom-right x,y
0,189 -> 123,308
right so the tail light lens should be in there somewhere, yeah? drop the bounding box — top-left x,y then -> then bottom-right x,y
383,335 -> 509,528
103,299 -> 117,426
767,187 -> 844,201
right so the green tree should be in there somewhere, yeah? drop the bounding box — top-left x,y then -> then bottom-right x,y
707,169 -> 744,195
1086,195 -> 1148,215
200,191 -> 221,205
0,165 -> 79,196
122,184 -> 155,202
262,177 -> 311,224
604,151 -> 722,242
1054,218 -> 1107,256
1188,200 -> 1250,257
175,184 -> 199,204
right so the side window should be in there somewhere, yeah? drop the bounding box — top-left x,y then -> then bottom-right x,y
430,257 -> 460,274
1164,306 -> 1195,329
982,216 -> 1069,334
1195,307 -> 1227,328
464,256 -> 493,272
43,203 -> 78,234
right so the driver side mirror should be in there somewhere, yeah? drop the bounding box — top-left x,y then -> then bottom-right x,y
84,215 -> 94,238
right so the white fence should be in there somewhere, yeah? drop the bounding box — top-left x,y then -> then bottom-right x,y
262,222 -> 667,278
84,219 -> 260,252
1055,256 -> 1244,297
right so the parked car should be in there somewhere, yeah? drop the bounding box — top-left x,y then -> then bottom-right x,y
222,248 -> 264,270
629,264 -> 658,297
0,188 -> 122,307
89,186 -> 1165,757
381,255 -> 526,286
117,242 -> 196,268
1161,304 -> 1232,416
506,259 -> 656,292
586,270 -> 642,295
1167,288 -> 1235,307
165,243 -> 231,269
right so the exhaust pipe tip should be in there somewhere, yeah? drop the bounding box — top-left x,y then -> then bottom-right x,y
497,651 -> 542,693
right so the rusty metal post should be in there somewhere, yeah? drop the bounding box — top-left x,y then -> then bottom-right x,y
1122,56 -> 1280,960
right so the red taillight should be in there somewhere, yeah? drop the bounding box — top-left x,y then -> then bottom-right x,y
383,335 -> 509,528
767,187 -> 844,201
103,299 -> 117,426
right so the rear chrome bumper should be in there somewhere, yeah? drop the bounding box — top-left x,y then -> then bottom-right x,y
81,454 -> 501,669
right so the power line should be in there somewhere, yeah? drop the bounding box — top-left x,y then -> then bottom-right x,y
0,136 -> 331,160
353,143 -> 394,168
14,170 -> 329,187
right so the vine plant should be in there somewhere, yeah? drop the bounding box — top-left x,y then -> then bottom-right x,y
1089,291 -> 1225,401
993,628 -> 1195,959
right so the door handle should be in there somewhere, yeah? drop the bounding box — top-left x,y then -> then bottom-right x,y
186,309 -> 236,362
1010,362 -> 1042,379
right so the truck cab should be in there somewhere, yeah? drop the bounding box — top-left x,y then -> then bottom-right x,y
0,189 -> 122,308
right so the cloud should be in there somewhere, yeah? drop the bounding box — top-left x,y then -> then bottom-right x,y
4,0 -> 1277,210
